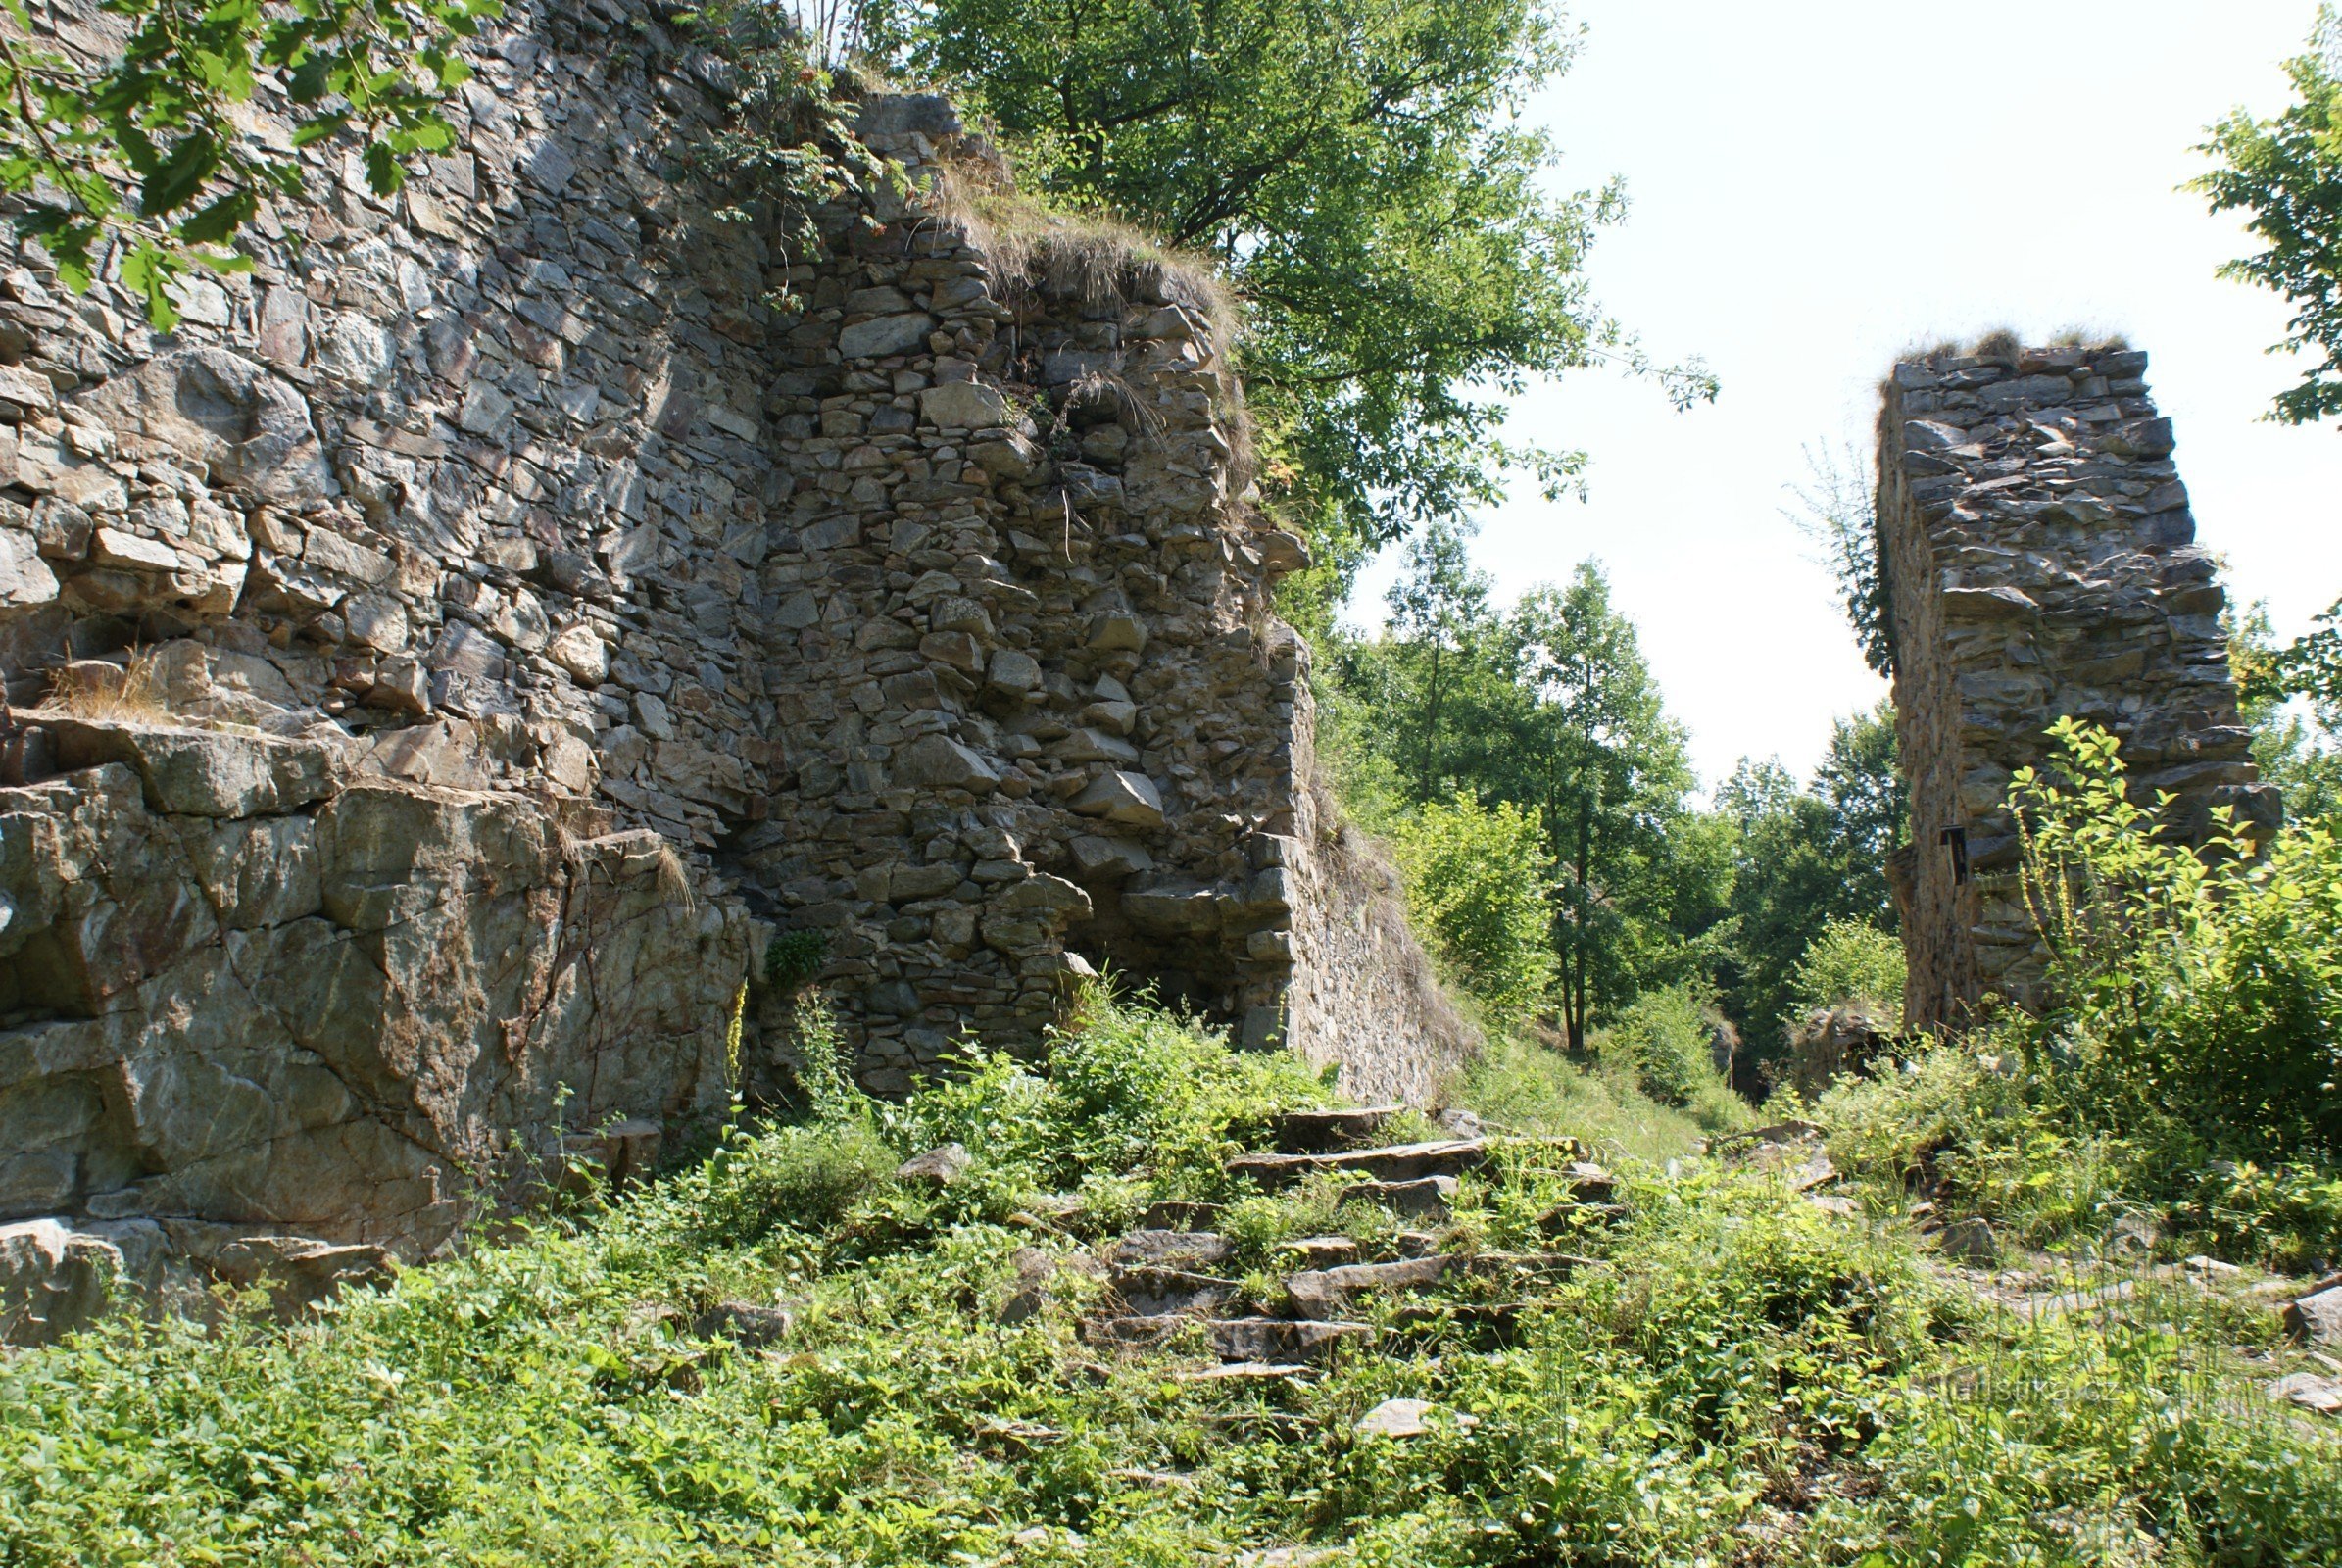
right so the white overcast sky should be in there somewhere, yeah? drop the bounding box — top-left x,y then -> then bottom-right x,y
1342,1 -> 2342,787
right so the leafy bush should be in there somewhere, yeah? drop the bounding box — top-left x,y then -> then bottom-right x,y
1388,793 -> 1558,1024
1788,917 -> 1906,1027
1597,981 -> 1730,1111
2015,718 -> 2342,1159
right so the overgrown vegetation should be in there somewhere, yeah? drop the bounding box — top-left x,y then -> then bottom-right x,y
8,990 -> 2334,1565
1818,721 -> 2342,1273
0,0 -> 501,327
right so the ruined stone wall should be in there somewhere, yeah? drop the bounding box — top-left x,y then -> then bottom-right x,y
0,0 -> 1469,1323
1877,343 -> 2278,1029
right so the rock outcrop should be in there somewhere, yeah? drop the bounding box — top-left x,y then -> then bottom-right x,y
0,0 -> 1469,1331
1876,342 -> 2278,1029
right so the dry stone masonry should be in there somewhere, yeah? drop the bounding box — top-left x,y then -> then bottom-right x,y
1876,342 -> 2278,1030
0,0 -> 1467,1333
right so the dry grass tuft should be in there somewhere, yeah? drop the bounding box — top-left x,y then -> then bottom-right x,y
655,841 -> 697,912
46,650 -> 170,723
2048,326 -> 2132,355
1970,326 -> 2023,362
1062,367 -> 1167,438
922,155 -> 1235,347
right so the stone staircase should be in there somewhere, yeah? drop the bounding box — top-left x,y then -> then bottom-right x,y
1077,1105 -> 1613,1379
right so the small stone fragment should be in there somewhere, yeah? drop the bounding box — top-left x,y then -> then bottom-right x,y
896,1144 -> 972,1188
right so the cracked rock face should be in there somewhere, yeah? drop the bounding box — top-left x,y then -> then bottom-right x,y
0,721 -> 747,1340
0,0 -> 1477,1332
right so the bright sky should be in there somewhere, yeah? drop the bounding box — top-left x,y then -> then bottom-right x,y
1342,0 -> 2342,788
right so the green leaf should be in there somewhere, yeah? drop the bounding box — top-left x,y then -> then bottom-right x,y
175,189 -> 257,245
139,133 -> 223,220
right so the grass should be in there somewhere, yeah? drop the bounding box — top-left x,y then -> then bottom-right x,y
2,994 -> 2335,1566
1462,1032 -> 1745,1165
41,649 -> 170,722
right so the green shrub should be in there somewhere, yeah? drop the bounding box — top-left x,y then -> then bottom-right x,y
1388,793 -> 1558,1024
1788,917 -> 1906,1028
2015,717 -> 2342,1160
1598,982 -> 1728,1110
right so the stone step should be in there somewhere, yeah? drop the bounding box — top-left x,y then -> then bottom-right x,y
1171,1361 -> 1318,1385
1138,1200 -> 1222,1230
1272,1106 -> 1405,1153
1390,1299 -> 1529,1345
1286,1253 -> 1457,1320
1537,1200 -> 1632,1234
1089,1316 -> 1377,1364
1111,1267 -> 1243,1317
1210,1317 -> 1377,1364
1336,1175 -> 1457,1220
1109,1230 -> 1233,1269
1277,1235 -> 1360,1268
1466,1250 -> 1601,1278
1227,1139 -> 1488,1188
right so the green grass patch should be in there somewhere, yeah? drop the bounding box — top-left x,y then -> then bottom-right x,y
2,995 -> 2334,1566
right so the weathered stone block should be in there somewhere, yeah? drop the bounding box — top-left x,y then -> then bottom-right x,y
1070,769 -> 1165,827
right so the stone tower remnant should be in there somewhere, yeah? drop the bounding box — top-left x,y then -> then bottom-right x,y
1876,341 -> 2279,1031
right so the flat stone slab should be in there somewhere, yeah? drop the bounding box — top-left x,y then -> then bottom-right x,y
1171,1361 -> 1316,1385
1109,1230 -> 1233,1269
1273,1106 -> 1403,1152
1208,1317 -> 1376,1364
1466,1250 -> 1600,1278
2271,1371 -> 2342,1416
1337,1176 -> 1458,1220
2284,1285 -> 2342,1348
1353,1396 -> 1479,1439
1286,1254 -> 1457,1320
1112,1267 -> 1242,1317
1088,1316 -> 1376,1364
1228,1140 -> 1487,1188
1280,1235 -> 1360,1268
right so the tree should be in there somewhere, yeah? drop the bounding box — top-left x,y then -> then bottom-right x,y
1389,794 -> 1558,1024
868,0 -> 1713,586
2231,600 -> 2342,825
1784,439 -> 1892,677
0,0 -> 498,329
1504,564 -> 1705,1051
1713,704 -> 1907,1078
1381,518 -> 1496,804
2197,5 -> 2342,425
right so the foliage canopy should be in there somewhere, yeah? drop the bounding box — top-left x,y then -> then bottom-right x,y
2198,4 -> 2342,424
865,0 -> 1713,583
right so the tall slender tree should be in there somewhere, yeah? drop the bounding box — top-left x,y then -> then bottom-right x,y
1504,564 -> 1697,1050
1383,519 -> 1496,803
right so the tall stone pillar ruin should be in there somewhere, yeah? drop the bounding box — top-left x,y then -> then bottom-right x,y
1876,341 -> 2280,1030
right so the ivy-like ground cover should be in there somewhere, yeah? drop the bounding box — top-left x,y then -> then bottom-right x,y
3,997 -> 2336,1567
